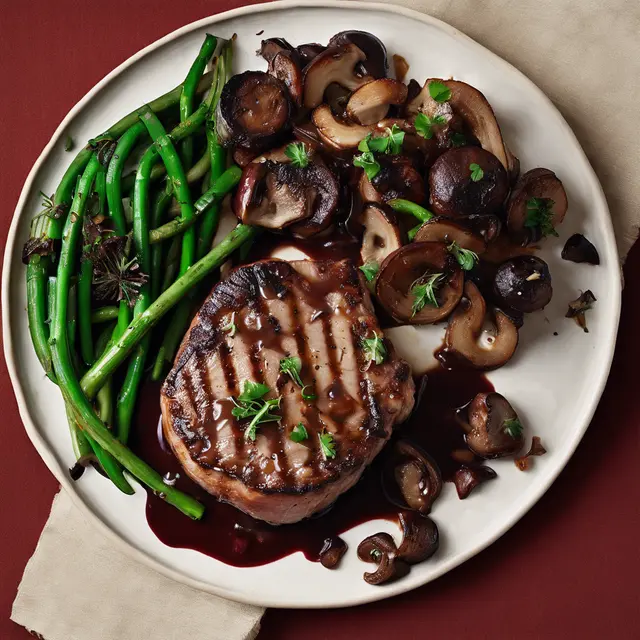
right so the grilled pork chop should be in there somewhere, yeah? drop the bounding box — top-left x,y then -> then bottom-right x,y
161,259 -> 415,524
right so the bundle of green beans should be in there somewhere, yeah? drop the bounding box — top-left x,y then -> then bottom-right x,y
23,34 -> 256,519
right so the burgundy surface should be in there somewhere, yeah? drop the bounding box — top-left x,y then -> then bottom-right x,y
0,1 -> 638,638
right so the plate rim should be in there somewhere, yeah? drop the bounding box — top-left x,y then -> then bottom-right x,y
2,0 -> 622,608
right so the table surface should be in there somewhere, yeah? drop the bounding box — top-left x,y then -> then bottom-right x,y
1,1 -> 638,638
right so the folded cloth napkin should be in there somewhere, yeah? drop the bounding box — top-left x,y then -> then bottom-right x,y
12,1 -> 640,639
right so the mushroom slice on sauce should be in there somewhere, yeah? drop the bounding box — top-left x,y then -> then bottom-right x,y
396,512 -> 439,564
216,71 -> 292,151
268,51 -> 303,107
375,242 -> 464,325
346,79 -> 408,126
359,204 -> 403,269
312,104 -> 375,150
357,532 -> 409,585
359,155 -> 426,204
328,30 -> 388,78
507,168 -> 568,245
414,217 -> 486,255
444,281 -> 519,369
464,392 -> 525,458
302,44 -> 374,109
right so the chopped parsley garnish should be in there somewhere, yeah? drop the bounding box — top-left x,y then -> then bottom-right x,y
353,150 -> 381,181
414,112 -> 447,140
353,125 -> 405,179
362,332 -> 387,366
428,80 -> 452,103
525,197 -> 558,238
221,312 -> 237,337
319,430 -> 337,459
469,163 -> 484,182
359,261 -> 380,282
290,423 -> 309,443
301,384 -> 317,401
503,417 -> 524,439
232,381 -> 281,441
447,241 -> 479,271
280,356 -> 304,387
411,273 -> 444,316
284,142 -> 310,168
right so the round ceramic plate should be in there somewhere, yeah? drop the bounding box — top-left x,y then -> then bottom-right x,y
3,0 -> 621,608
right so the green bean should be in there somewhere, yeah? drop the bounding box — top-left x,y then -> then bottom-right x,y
387,198 -> 434,223
77,257 -> 94,365
160,235 -> 181,293
27,254 -> 54,380
91,306 -> 119,323
95,325 -> 115,427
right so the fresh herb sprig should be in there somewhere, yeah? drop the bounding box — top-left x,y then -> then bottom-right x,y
525,197 -> 558,238
353,124 -> 405,180
285,142 -> 310,168
503,417 -> 524,439
319,430 -> 336,459
353,150 -> 381,181
428,80 -> 452,103
359,261 -> 380,282
362,332 -> 387,366
447,241 -> 479,271
290,423 -> 308,443
469,163 -> 484,182
414,113 -> 447,140
232,381 -> 281,441
280,357 -> 317,400
411,273 -> 444,316
221,312 -> 237,337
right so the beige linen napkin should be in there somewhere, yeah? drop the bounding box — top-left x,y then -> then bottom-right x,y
12,1 -> 640,639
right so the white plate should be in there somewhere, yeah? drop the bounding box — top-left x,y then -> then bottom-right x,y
2,0 -> 621,608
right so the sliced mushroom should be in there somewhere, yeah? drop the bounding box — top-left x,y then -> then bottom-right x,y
346,79 -> 408,126
258,37 -> 296,64
312,104 -> 374,149
357,532 -> 409,585
234,160 -> 339,234
507,168 -> 568,244
217,71 -> 292,151
325,82 -> 352,117
268,51 -> 303,107
465,214 -> 502,244
453,465 -> 497,499
376,242 -> 464,324
396,512 -> 439,564
328,31 -> 388,78
251,142 -> 298,165
382,439 -> 442,514
296,43 -> 326,66
414,218 -> 486,254
515,436 -> 547,470
319,536 -> 348,569
429,147 -> 509,217
565,290 -> 596,333
444,280 -> 519,369
405,79 -> 458,144
302,44 -> 373,109
463,392 -> 525,458
493,256 -> 553,313
481,234 -> 538,264
360,155 -> 426,204
561,234 -> 600,265
359,204 -> 403,269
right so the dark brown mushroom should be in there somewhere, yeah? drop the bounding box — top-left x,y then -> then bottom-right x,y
268,51 -> 303,107
463,392 -> 525,458
429,147 -> 509,218
376,242 -> 464,324
561,234 -> 600,265
360,155 -> 426,204
258,37 -> 296,64
328,30 -> 388,78
444,281 -> 519,369
325,82 -> 352,117
296,43 -> 326,66
565,290 -> 597,332
357,532 -> 409,585
507,168 -> 568,245
302,44 -> 373,109
359,204 -> 403,269
414,217 -> 487,255
396,512 -> 439,564
453,465 -> 497,499
382,439 -> 442,514
466,214 -> 502,244
346,79 -> 408,125
493,256 -> 553,313
319,536 -> 348,569
312,104 -> 374,150
216,71 -> 292,151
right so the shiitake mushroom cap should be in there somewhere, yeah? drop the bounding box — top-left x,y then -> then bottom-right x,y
493,255 -> 552,313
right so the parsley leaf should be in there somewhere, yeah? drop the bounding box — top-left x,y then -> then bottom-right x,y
362,332 -> 387,366
469,163 -> 484,182
280,356 -> 304,387
447,241 -> 479,271
238,380 -> 271,403
428,80 -> 451,103
411,273 -> 444,316
301,384 -> 317,400
232,382 -> 281,441
525,197 -> 558,238
319,430 -> 336,459
353,150 -> 381,180
503,417 -> 524,439
359,261 -> 380,282
285,142 -> 310,168
290,423 -> 309,443
221,312 -> 237,337
414,113 -> 447,140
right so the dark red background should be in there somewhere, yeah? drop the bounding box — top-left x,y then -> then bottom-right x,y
1,1 -> 638,638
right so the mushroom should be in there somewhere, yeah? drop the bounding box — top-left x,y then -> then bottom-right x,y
382,439 -> 442,514
359,204 -> 403,270
465,214 -> 501,245
493,256 -> 553,313
444,280 -> 519,369
463,392 -> 525,458
376,118 -> 443,170
268,51 -> 303,107
413,217 -> 486,254
396,512 -> 439,564
565,290 -> 597,333
319,536 -> 348,569
296,43 -> 326,66
302,44 -> 374,109
360,155 -> 426,204
561,233 -> 600,265
258,37 -> 296,64
429,147 -> 509,217
507,168 -> 568,245
216,71 -> 292,151
357,532 -> 409,585
453,465 -> 497,499
346,79 -> 408,125
515,436 -> 547,470
328,30 -> 388,78
325,82 -> 352,117
375,242 -> 464,324
405,79 -> 459,145
234,160 -> 339,235
312,104 -> 374,150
